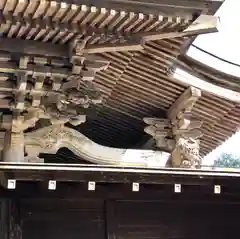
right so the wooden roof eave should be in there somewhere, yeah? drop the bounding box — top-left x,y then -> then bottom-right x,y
50,0 -> 223,17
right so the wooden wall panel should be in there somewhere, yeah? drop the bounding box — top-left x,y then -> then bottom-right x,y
21,199 -> 105,239
20,199 -> 240,239
112,201 -> 239,239
0,201 -> 9,239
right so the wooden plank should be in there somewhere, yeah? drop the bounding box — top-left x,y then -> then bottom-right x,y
83,41 -> 143,54
105,201 -> 117,239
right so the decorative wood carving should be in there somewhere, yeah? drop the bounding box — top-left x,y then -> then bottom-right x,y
24,125 -> 169,166
143,87 -> 203,168
0,38 -> 110,162
168,87 -> 203,168
143,117 -> 175,152
0,1 -> 219,164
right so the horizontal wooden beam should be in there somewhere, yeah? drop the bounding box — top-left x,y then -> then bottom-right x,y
0,37 -> 142,56
0,61 -> 69,78
0,162 -> 239,179
2,183 -> 240,201
83,41 -> 144,54
0,14 -> 219,56
53,0 -> 223,16
0,38 -> 68,59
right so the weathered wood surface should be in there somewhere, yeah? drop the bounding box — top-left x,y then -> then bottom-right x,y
144,86 -> 203,168
24,125 -> 169,166
47,0 -> 222,16
0,0 -> 234,161
15,195 -> 240,239
172,67 -> 240,104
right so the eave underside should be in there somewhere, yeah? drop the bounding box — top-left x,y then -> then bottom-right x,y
0,0 -> 236,162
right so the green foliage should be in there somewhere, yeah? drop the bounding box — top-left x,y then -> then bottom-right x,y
214,153 -> 240,168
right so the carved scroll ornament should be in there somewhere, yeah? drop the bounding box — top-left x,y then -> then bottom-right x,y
143,87 -> 203,168
24,125 -> 169,167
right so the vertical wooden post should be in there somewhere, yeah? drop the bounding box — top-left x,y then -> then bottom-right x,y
3,131 -> 24,163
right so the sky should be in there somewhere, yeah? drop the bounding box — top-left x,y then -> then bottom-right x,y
190,0 -> 240,165
194,0 -> 240,65
203,131 -> 240,166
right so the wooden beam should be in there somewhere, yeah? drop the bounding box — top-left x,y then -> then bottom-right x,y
143,118 -> 169,127
83,41 -> 143,54
1,12 -> 118,41
141,15 -> 219,42
167,86 -> 203,168
0,37 -> 140,57
168,87 -> 201,120
0,61 -> 69,78
0,14 -> 219,56
173,68 -> 240,103
54,0 -> 223,17
0,38 -> 68,59
183,14 -> 219,34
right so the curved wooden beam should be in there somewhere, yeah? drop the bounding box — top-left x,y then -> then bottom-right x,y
24,125 -> 169,167
172,67 -> 240,103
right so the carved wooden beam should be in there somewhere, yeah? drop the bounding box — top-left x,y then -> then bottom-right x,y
167,87 -> 202,168
0,48 -> 111,163
143,117 -> 174,152
168,86 -> 201,121
24,125 -> 169,166
78,15 -> 218,53
0,50 -> 110,162
143,87 -> 203,168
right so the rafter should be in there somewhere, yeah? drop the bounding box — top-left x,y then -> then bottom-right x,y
141,15 -> 219,42
52,0 -> 222,16
0,12 -> 219,55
